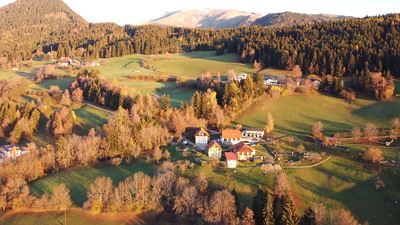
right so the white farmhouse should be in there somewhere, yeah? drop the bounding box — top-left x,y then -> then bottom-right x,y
195,128 -> 209,150
242,128 -> 265,139
220,129 -> 242,145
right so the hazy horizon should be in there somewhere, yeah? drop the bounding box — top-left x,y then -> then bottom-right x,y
0,0 -> 399,25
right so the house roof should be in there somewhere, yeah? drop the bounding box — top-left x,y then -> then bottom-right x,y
207,141 -> 222,152
225,152 -> 237,161
242,128 -> 264,132
196,128 -> 209,137
222,129 -> 242,139
231,142 -> 254,154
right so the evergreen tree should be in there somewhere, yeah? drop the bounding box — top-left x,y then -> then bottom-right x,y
298,207 -> 317,225
262,192 -> 275,225
278,194 -> 297,225
252,189 -> 266,225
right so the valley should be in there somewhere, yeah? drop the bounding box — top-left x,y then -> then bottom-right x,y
0,0 -> 399,225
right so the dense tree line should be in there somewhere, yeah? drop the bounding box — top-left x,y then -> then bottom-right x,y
191,72 -> 266,117
0,102 -> 41,144
2,5 -> 400,83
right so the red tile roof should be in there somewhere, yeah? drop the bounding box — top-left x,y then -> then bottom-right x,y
231,142 -> 254,154
225,152 -> 237,161
221,129 -> 241,139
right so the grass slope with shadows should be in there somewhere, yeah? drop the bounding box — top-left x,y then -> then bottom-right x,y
29,160 -> 156,207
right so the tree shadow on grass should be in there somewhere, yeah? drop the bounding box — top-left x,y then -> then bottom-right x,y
30,161 -> 156,207
289,161 -> 400,224
352,99 -> 400,123
155,85 -> 195,108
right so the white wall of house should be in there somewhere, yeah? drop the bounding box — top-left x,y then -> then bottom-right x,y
221,138 -> 241,145
208,151 -> 222,159
196,136 -> 209,145
227,159 -> 237,168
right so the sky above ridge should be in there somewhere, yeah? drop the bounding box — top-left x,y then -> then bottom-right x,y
1,0 -> 399,25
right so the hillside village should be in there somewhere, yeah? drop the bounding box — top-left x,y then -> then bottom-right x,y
0,0 -> 399,224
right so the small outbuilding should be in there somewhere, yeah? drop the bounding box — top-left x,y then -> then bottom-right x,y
225,152 -> 237,169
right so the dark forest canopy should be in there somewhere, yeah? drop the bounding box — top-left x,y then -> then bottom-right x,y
0,0 -> 400,78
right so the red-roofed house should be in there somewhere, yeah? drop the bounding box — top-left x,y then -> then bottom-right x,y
231,142 -> 256,161
225,152 -> 237,168
206,141 -> 222,159
220,129 -> 242,145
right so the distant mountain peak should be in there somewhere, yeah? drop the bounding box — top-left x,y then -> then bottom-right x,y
146,9 -> 262,29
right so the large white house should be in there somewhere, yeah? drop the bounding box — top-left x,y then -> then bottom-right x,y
0,145 -> 28,163
195,128 -> 209,150
220,129 -> 242,145
241,128 -> 265,139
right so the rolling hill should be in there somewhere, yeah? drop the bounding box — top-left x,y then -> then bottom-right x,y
252,11 -> 351,27
146,9 -> 261,28
0,0 -> 87,58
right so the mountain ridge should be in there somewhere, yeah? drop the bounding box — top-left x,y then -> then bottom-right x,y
253,11 -> 353,27
146,9 -> 262,28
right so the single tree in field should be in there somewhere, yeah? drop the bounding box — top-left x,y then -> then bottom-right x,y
375,178 -> 385,190
84,176 -> 113,214
311,122 -> 324,139
194,172 -> 208,193
274,173 -> 291,197
264,113 -> 274,136
363,123 -> 378,141
51,184 -> 72,211
363,147 -> 383,164
351,127 -> 362,141
292,65 -> 303,79
391,118 -> 400,130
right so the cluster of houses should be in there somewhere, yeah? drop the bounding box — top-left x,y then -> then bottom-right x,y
55,57 -> 100,68
193,128 -> 265,169
0,145 -> 28,163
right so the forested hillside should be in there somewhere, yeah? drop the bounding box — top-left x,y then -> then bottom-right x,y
252,11 -> 350,27
0,0 -> 87,59
0,0 -> 399,80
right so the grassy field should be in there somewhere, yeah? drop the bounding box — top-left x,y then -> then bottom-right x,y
95,51 -> 254,105
259,67 -> 296,78
0,209 -> 150,225
74,104 -> 111,134
286,157 -> 400,225
233,93 -> 400,224
234,93 -> 400,137
153,52 -> 255,80
30,160 -> 156,206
